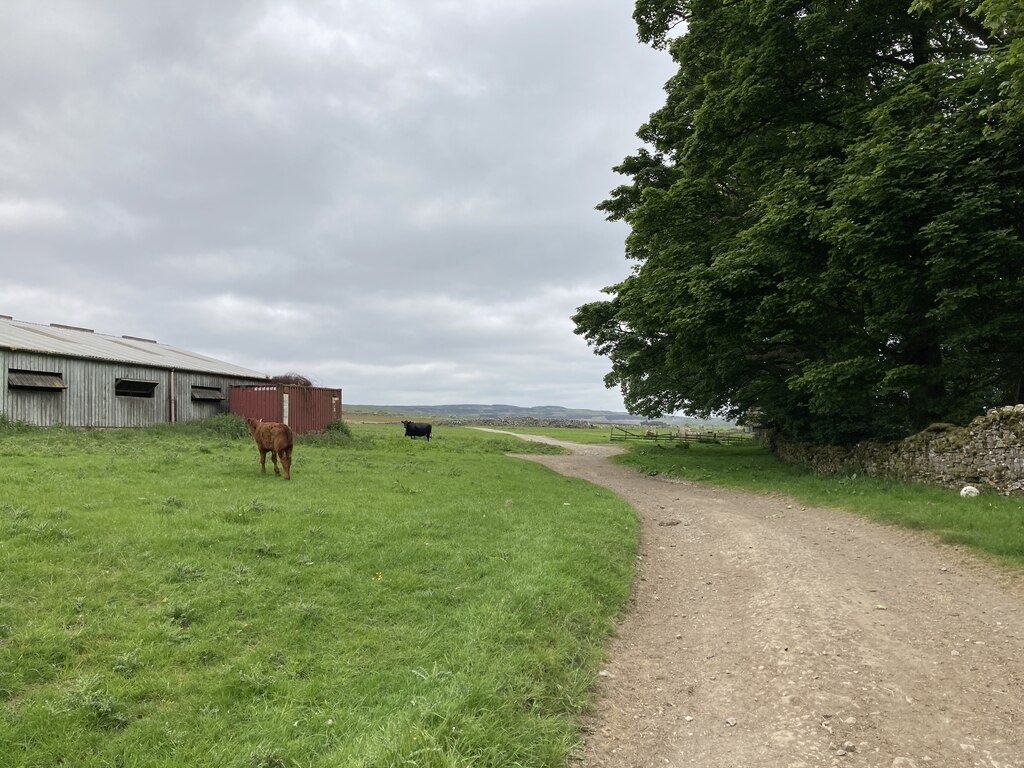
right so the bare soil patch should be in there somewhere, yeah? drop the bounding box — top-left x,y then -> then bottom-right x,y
483,429 -> 1024,768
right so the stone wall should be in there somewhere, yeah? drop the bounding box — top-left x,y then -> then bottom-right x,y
769,405 -> 1024,495
440,416 -> 598,429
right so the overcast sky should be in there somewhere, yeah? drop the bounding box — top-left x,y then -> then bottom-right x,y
1,1 -> 675,411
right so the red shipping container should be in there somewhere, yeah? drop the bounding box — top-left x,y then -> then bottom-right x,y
229,384 -> 342,434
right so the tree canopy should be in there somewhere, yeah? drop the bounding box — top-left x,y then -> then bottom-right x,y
574,0 -> 1024,445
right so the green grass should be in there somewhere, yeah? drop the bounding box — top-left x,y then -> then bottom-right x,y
616,441 -> 1024,565
0,418 -> 638,767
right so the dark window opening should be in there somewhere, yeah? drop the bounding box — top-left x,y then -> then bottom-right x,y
115,378 -> 158,398
8,370 -> 66,393
191,385 -> 224,401
8,369 -> 66,391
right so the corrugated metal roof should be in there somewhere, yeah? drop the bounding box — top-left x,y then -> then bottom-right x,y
0,317 -> 269,379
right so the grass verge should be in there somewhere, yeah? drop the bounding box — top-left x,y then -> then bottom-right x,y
615,441 -> 1024,566
0,419 -> 637,767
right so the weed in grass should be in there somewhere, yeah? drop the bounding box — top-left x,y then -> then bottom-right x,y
162,495 -> 186,511
248,747 -> 287,768
223,497 -> 270,524
61,674 -> 130,731
221,508 -> 249,524
0,414 -> 35,432
166,603 -> 197,628
237,666 -> 278,698
428,465 -> 465,478
293,601 -> 321,625
2,503 -> 32,520
168,563 -> 206,582
112,649 -> 142,678
411,664 -> 453,683
299,419 -> 353,447
393,479 -> 417,494
253,542 -> 279,558
28,520 -> 73,543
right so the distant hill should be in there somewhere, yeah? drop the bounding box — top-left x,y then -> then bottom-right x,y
344,403 -> 734,427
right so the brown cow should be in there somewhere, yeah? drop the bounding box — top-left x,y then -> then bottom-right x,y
246,418 -> 294,480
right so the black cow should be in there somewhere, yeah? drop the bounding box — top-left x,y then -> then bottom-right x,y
401,420 -> 432,440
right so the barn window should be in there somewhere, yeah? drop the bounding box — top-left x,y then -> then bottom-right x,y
115,378 -> 158,398
8,369 -> 66,391
191,385 -> 224,401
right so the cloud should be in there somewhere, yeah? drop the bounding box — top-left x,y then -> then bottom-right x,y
0,0 -> 676,412
0,199 -> 70,230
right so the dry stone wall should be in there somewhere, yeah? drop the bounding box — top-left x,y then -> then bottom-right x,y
440,416 -> 598,429
769,404 -> 1024,495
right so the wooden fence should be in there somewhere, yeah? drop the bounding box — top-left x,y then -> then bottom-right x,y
609,426 -> 750,445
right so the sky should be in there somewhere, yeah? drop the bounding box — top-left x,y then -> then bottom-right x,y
1,1 -> 677,412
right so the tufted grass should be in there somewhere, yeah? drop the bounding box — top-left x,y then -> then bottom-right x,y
0,418 -> 638,767
615,441 -> 1024,566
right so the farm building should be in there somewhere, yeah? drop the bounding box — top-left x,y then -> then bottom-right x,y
0,316 -> 270,428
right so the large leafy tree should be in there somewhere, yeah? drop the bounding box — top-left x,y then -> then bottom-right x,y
575,0 -> 1023,444
916,0 -> 1024,132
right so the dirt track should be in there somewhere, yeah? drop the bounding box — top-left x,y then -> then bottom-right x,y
487,430 -> 1024,768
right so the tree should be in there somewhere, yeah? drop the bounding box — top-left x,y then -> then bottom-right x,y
911,0 -> 1024,133
574,0 -> 1024,444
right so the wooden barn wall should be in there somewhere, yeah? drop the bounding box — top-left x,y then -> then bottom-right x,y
173,373 -> 238,423
1,350 -> 263,427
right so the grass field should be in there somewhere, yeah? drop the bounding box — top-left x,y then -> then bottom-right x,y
0,418 -> 638,767
5,418 -> 1023,767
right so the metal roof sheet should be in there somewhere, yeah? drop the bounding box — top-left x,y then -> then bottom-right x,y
0,317 -> 269,379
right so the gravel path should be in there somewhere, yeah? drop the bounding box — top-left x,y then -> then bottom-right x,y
481,429 -> 1024,768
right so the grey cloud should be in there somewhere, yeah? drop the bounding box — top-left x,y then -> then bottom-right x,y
1,0 -> 675,411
